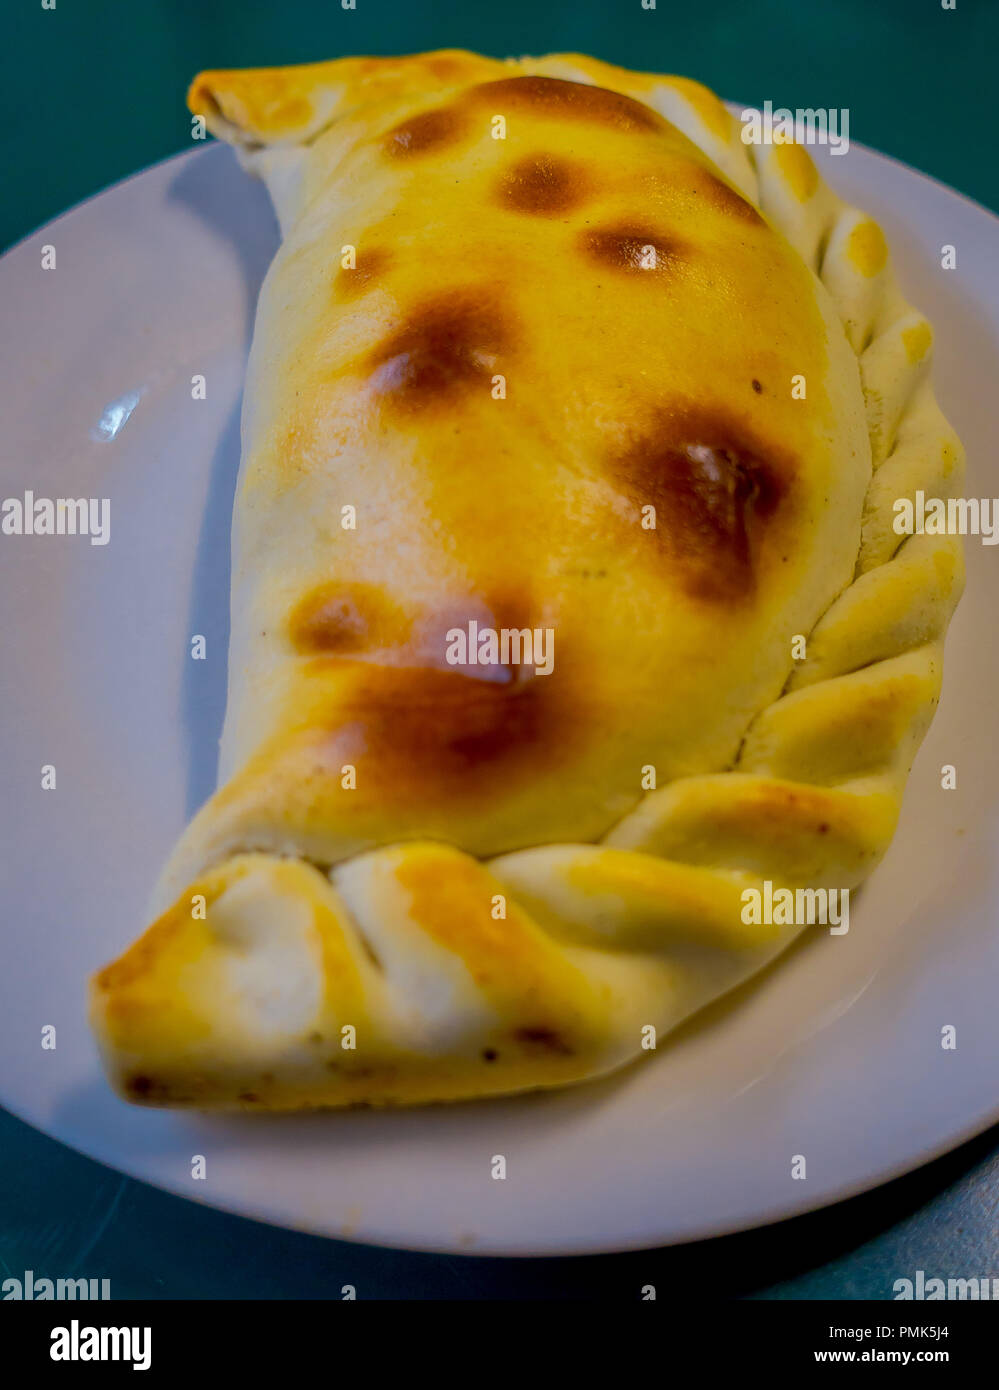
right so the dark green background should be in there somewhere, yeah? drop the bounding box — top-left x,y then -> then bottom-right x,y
2,0 -> 997,1298
4,0 -> 999,255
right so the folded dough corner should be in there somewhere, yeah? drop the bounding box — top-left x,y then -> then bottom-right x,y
90,49 -> 964,1109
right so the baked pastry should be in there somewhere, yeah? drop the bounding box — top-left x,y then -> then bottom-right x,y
90,49 -> 965,1109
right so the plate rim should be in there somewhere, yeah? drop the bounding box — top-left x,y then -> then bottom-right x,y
1,127 -> 996,1257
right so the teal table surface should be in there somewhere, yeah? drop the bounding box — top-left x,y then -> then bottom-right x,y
1,0 -> 997,1297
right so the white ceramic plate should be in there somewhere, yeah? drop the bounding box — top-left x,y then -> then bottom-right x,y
1,132 -> 997,1257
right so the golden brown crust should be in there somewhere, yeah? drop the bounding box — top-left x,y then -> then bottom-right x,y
90,51 -> 963,1109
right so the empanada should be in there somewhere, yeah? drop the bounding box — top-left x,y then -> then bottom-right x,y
90,50 -> 964,1108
